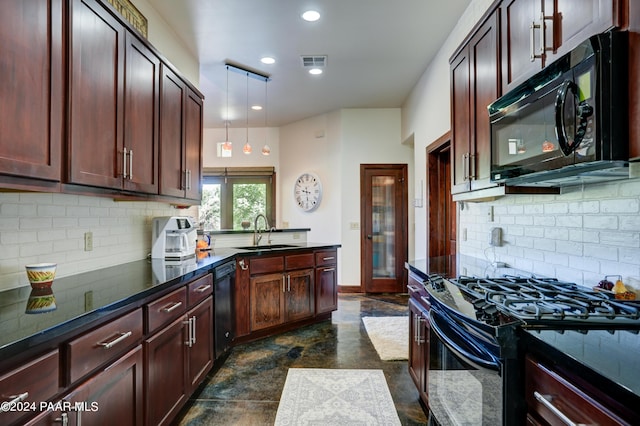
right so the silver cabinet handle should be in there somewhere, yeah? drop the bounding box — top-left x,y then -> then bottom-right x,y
1,392 -> 29,412
468,153 -> 476,180
417,317 -> 425,344
183,317 -> 194,347
462,153 -> 469,180
54,412 -> 69,426
533,391 -> 589,426
287,274 -> 291,292
282,275 -> 286,293
162,301 -> 183,313
191,316 -> 196,345
195,284 -> 212,293
323,267 -> 336,272
128,149 -> 133,180
322,256 -> 335,261
98,331 -> 132,349
122,147 -> 128,179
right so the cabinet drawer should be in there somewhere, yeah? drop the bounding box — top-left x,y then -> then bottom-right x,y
315,250 -> 337,266
0,350 -> 60,425
67,308 -> 142,384
525,355 -> 626,425
285,252 -> 314,270
249,256 -> 284,275
187,274 -> 213,308
146,287 -> 187,334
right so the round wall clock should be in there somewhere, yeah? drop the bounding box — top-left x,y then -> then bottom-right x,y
293,172 -> 322,212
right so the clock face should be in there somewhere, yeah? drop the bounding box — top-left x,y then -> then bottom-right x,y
294,173 -> 322,212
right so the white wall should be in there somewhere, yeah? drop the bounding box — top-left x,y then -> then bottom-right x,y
402,0 -> 495,261
278,109 -> 413,287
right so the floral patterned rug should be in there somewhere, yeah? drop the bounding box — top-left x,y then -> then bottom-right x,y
274,368 -> 401,425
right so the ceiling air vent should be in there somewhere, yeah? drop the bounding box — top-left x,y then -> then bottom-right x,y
301,55 -> 327,68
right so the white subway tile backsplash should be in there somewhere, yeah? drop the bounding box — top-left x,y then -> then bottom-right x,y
0,193 -> 197,292
458,179 -> 640,287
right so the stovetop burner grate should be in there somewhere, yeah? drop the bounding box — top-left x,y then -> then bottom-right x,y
448,276 -> 640,325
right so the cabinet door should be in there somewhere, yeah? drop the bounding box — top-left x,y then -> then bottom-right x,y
469,10 -> 500,190
0,0 -> 63,182
450,43 -> 472,194
187,297 -> 214,392
315,265 -> 337,314
184,88 -> 203,201
501,0 -> 542,91
159,64 -> 186,198
250,272 -> 285,331
408,299 -> 428,405
144,315 -> 188,426
67,0 -> 125,189
123,33 -> 160,194
549,0 -> 615,59
26,346 -> 143,426
285,268 -> 314,322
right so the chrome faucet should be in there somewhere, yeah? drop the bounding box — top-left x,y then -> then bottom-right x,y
253,214 -> 270,246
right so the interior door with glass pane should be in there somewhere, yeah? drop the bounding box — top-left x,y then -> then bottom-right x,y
361,164 -> 408,293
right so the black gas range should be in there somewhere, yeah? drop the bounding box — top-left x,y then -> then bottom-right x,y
423,274 -> 640,426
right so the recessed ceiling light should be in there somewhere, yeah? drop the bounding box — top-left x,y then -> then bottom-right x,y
301,10 -> 320,22
308,68 -> 323,75
251,105 -> 263,111
261,57 -> 276,65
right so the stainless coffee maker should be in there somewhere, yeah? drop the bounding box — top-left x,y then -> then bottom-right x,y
151,216 -> 197,260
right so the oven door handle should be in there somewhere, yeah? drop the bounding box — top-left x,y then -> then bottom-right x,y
429,310 -> 501,372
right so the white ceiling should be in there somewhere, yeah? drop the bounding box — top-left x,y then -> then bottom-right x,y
147,0 -> 472,129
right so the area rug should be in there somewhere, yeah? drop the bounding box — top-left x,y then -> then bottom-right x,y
362,316 -> 408,361
274,368 -> 401,425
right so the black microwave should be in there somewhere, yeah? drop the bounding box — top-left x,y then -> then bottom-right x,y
489,31 -> 629,187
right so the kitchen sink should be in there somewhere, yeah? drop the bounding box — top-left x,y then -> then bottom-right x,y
234,244 -> 300,251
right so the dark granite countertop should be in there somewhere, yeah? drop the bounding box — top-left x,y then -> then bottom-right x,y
0,242 -> 339,363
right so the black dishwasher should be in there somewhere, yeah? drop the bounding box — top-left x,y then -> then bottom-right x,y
213,260 -> 235,359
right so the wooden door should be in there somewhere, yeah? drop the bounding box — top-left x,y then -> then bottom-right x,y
184,88 -> 203,201
470,9 -> 500,191
450,49 -> 471,194
67,0 -> 125,189
159,64 -> 186,198
360,164 -> 408,293
123,32 -> 160,194
187,297 -> 213,392
428,135 -> 457,276
315,266 -> 337,314
0,0 -> 63,182
144,316 -> 188,426
501,0 -> 543,91
250,272 -> 285,331
285,269 -> 314,322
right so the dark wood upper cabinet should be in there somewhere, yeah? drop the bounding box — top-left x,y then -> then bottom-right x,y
501,0 -> 618,92
0,0 -> 63,183
67,0 -> 126,189
123,33 -> 160,194
450,7 -> 501,195
159,66 -> 203,201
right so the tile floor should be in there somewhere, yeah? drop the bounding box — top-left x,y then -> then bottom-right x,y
175,293 -> 429,425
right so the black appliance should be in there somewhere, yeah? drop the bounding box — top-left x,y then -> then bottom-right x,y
213,261 -> 235,359
424,275 -> 640,425
489,31 -> 628,187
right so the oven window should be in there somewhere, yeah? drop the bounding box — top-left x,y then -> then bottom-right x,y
428,320 -> 502,425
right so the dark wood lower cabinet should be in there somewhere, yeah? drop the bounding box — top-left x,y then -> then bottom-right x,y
187,297 -> 214,391
26,346 -> 143,426
144,314 -> 188,426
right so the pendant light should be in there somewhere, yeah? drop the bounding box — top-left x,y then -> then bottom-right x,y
242,72 -> 252,155
221,66 -> 232,155
262,76 -> 271,156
